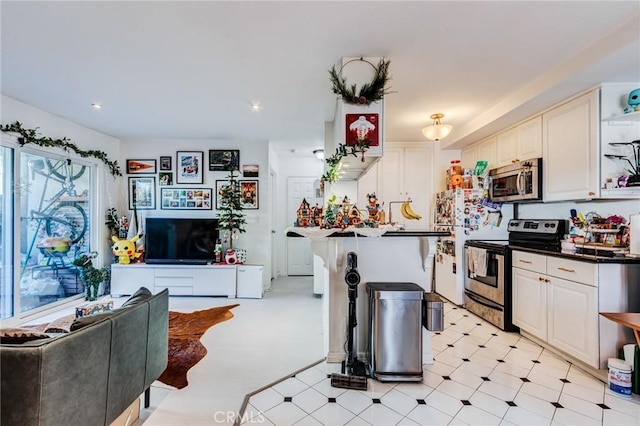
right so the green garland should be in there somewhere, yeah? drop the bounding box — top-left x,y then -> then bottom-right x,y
329,58 -> 392,105
1,121 -> 122,177
321,140 -> 370,184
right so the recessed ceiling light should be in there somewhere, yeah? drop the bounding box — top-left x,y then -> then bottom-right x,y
91,103 -> 102,109
251,102 -> 261,111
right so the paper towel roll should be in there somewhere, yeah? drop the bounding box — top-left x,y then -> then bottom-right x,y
631,214 -> 640,255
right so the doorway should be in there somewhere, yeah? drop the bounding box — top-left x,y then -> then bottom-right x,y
287,176 -> 322,275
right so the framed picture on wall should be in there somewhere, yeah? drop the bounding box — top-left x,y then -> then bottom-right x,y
176,151 -> 204,184
242,164 -> 259,177
126,159 -> 157,174
128,177 -> 156,210
160,188 -> 212,210
215,180 -> 226,210
159,172 -> 173,186
159,156 -> 172,171
240,180 -> 258,209
209,149 -> 240,171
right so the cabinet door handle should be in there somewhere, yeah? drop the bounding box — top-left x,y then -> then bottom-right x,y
545,278 -> 550,283
538,277 -> 545,282
588,191 -> 595,196
518,259 -> 532,264
557,267 -> 575,273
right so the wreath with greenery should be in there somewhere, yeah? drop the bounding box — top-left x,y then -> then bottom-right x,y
321,140 -> 371,184
329,58 -> 392,105
1,121 -> 122,177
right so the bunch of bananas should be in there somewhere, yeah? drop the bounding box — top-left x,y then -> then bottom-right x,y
400,200 -> 422,220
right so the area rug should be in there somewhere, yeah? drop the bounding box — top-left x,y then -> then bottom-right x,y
159,304 -> 239,389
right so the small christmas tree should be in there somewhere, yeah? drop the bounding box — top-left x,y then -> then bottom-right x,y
217,167 -> 246,249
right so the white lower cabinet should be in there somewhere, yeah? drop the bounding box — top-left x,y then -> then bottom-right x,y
110,263 -> 263,298
236,265 -> 264,299
512,268 -> 547,341
547,276 -> 598,366
512,250 -> 599,368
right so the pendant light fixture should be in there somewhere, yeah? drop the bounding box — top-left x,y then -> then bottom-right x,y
421,113 -> 453,141
313,149 -> 325,160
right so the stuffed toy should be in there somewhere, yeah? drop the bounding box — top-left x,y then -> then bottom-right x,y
624,88 -> 640,113
112,235 -> 142,264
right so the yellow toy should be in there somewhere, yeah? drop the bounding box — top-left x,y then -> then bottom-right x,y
112,235 -> 142,264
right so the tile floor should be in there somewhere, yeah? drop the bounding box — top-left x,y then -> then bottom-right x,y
243,299 -> 640,426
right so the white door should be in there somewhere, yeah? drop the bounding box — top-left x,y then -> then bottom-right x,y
287,177 -> 321,275
270,168 -> 278,281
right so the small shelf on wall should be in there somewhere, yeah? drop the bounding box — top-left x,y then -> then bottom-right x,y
602,111 -> 640,125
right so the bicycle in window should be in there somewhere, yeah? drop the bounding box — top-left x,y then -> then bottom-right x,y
22,158 -> 88,275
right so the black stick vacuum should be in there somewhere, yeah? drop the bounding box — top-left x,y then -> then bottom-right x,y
330,252 -> 368,390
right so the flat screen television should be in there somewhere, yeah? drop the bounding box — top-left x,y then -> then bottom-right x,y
144,218 -> 219,265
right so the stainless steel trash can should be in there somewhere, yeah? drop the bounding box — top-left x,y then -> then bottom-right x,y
366,282 -> 424,382
423,293 -> 444,331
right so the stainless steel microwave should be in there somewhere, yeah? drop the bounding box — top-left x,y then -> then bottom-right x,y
488,158 -> 542,203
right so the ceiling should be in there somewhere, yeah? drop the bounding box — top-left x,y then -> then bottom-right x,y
2,1 -> 639,158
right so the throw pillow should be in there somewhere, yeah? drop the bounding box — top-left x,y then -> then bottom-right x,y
120,286 -> 152,309
44,314 -> 77,333
0,327 -> 49,344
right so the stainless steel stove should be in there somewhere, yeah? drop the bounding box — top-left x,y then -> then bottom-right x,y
463,219 -> 569,331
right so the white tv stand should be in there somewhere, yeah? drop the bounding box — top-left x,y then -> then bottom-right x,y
110,263 -> 264,298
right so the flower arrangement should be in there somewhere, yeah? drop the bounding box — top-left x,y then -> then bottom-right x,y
73,252 -> 110,301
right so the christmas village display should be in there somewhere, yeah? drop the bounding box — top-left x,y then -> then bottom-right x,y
295,193 -> 384,229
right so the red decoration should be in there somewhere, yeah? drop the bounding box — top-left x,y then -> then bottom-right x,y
345,113 -> 379,146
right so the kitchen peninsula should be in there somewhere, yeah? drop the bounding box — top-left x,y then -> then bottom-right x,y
287,227 -> 450,364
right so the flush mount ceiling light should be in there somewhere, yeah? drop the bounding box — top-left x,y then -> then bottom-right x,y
251,102 -> 261,111
313,149 -> 325,160
422,113 -> 453,141
91,103 -> 102,110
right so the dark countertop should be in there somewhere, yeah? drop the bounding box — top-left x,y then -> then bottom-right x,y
510,245 -> 640,264
286,229 -> 451,238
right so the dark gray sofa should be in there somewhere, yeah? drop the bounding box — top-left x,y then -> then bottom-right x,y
0,288 -> 169,426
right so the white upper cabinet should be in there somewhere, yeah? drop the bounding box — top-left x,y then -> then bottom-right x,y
375,142 -> 434,229
460,144 -> 478,170
496,116 -> 543,167
543,90 -> 599,201
476,135 -> 497,170
518,116 -> 543,161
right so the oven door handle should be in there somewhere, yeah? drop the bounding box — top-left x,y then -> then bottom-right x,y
465,290 -> 503,311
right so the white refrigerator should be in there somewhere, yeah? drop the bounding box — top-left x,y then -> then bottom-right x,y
433,189 -> 513,305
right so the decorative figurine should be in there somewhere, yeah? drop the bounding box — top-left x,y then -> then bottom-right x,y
295,198 -> 312,227
624,88 -> 640,113
111,235 -> 142,264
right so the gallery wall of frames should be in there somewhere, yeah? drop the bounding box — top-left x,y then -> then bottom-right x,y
126,149 -> 260,212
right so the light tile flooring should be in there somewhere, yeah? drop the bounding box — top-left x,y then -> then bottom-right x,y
244,299 -> 640,426
25,276 -> 640,425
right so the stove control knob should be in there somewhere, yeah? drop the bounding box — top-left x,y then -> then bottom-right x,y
544,223 -> 550,228
550,223 -> 556,227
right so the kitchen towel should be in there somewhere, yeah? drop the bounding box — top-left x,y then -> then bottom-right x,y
470,247 -> 488,277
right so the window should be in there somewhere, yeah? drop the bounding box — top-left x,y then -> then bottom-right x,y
18,152 -> 92,313
0,146 -> 14,319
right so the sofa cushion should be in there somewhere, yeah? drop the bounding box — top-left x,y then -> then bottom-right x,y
70,310 -> 118,332
120,286 -> 152,308
0,327 -> 49,343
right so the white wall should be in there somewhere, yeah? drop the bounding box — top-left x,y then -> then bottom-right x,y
274,154 -> 323,277
119,138 -> 271,272
1,95 -> 122,266
518,199 -> 640,225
